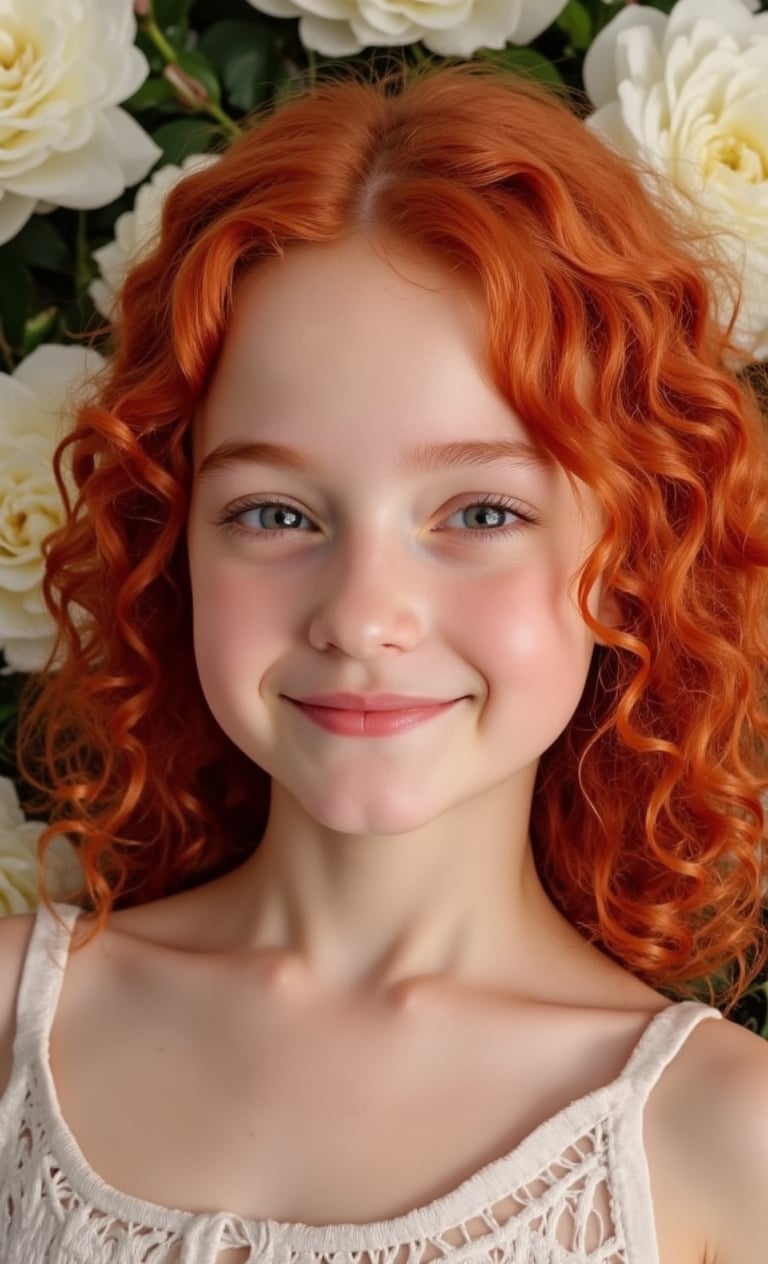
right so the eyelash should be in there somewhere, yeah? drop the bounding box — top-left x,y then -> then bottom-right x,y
215,494 -> 536,541
216,498 -> 317,540
436,495 -> 535,538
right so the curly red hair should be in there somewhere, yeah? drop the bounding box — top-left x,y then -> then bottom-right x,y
19,66 -> 768,1001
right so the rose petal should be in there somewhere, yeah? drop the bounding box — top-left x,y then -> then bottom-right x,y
249,0 -> 568,57
299,15 -> 364,54
583,6 -> 668,110
245,0 -> 304,14
0,187 -> 35,245
0,0 -> 156,216
511,0 -> 572,46
102,107 -> 162,188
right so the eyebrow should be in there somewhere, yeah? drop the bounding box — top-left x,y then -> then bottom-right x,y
196,437 -> 551,481
197,441 -> 318,480
404,439 -> 550,473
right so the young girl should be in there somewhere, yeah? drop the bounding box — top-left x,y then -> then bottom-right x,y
2,66 -> 768,1264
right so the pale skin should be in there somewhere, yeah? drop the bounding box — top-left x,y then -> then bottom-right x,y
2,235 -> 768,1263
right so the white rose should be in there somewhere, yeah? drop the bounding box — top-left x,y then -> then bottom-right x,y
583,0 -> 768,358
245,0 -> 568,57
89,154 -> 220,319
0,344 -> 105,673
0,0 -> 161,247
0,776 -> 82,916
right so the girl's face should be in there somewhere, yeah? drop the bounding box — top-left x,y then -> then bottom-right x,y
187,236 -> 607,836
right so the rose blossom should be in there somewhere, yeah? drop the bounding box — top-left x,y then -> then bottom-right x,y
90,154 -> 219,319
244,0 -> 568,58
0,0 -> 161,246
583,0 -> 768,358
0,776 -> 82,916
0,344 -> 105,673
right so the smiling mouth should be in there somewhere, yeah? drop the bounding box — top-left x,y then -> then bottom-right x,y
285,696 -> 462,737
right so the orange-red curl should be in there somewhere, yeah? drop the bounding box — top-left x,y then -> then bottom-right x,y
17,66 -> 768,1003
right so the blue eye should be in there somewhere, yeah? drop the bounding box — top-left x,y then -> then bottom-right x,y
441,499 -> 526,533
217,499 -> 316,538
240,504 -> 312,531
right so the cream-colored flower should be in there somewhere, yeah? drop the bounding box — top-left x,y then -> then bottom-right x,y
0,344 -> 105,673
0,0 -> 161,246
584,0 -> 768,358
0,776 -> 82,916
89,153 -> 219,319
245,0 -> 567,57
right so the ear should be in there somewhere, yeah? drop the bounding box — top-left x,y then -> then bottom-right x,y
593,586 -> 621,647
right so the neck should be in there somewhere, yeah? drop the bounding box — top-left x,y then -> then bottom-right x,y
218,777 -> 585,996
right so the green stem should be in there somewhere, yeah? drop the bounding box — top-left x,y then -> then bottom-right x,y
142,6 -> 241,139
143,16 -> 179,64
205,98 -> 242,139
306,47 -> 318,88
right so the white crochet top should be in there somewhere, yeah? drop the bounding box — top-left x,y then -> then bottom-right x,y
0,901 -> 721,1264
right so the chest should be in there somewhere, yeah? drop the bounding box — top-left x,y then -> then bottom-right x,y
45,952 -> 701,1264
52,983 -> 578,1221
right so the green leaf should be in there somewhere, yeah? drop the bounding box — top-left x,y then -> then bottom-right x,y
6,215 -> 71,274
153,0 -> 192,27
151,117 -> 216,165
479,46 -> 563,86
198,20 -> 278,112
589,1 -> 625,37
22,307 -> 60,356
224,47 -> 278,111
0,250 -> 30,350
198,18 -> 262,68
557,0 -> 593,52
176,48 -> 222,106
124,76 -> 179,113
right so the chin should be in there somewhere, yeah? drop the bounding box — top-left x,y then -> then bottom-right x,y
292,782 -> 446,838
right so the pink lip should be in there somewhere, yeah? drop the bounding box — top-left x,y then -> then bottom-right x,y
285,693 -> 462,737
291,692 -> 450,710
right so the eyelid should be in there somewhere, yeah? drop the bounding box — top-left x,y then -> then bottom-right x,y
214,495 -> 319,537
214,492 -> 538,540
435,493 -> 537,530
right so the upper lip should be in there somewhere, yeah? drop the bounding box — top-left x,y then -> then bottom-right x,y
287,693 -> 457,711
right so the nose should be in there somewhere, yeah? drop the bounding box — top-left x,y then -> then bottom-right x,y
307,534 -> 428,659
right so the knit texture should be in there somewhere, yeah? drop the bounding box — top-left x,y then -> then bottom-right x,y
0,901 -> 721,1264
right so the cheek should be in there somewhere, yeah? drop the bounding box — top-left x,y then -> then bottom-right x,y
455,564 -> 592,673
453,563 -> 595,749
189,560 -> 293,695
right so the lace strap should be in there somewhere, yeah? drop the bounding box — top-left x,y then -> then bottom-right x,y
12,901 -> 81,1057
620,1000 -> 722,1105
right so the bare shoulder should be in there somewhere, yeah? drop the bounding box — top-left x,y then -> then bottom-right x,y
102,872 -> 253,952
650,1011 -> 768,1264
674,1011 -> 768,1138
0,912 -> 37,1098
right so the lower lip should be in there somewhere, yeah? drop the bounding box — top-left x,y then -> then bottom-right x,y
288,699 -> 460,737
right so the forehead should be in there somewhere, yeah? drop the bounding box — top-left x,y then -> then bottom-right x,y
193,235 -> 537,461
227,234 -> 485,366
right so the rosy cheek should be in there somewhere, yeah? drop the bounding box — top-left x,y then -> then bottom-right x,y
454,568 -> 547,646
199,558 -> 298,614
448,563 -> 592,683
191,562 -> 286,676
